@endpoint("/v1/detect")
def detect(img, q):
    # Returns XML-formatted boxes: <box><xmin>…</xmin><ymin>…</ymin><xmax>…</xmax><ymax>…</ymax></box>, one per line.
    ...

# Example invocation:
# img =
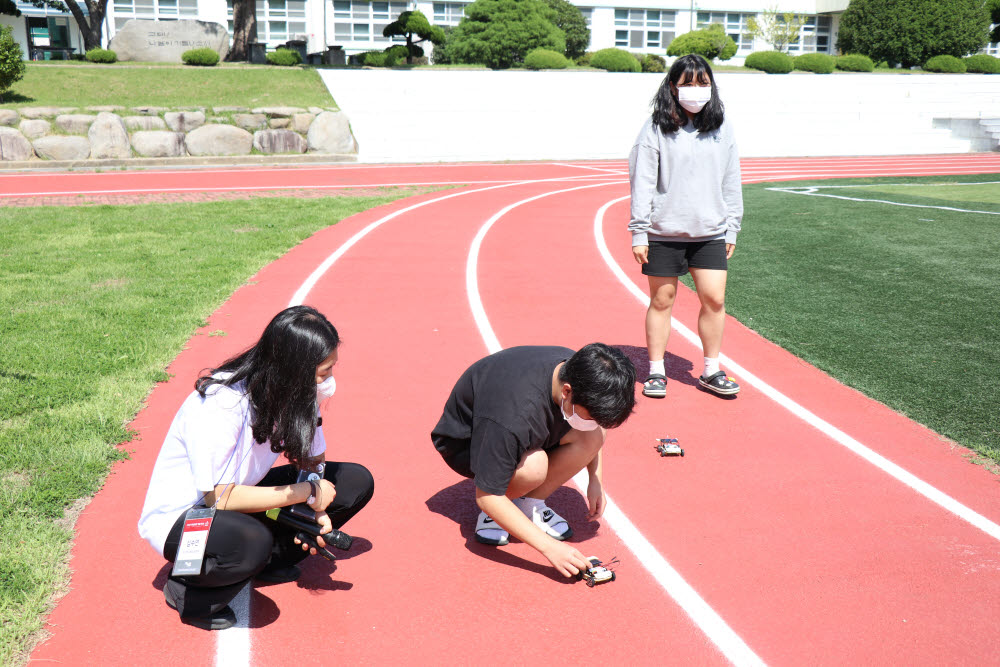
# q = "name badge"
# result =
<box><xmin>172</xmin><ymin>507</ymin><xmax>216</xmax><ymax>577</ymax></box>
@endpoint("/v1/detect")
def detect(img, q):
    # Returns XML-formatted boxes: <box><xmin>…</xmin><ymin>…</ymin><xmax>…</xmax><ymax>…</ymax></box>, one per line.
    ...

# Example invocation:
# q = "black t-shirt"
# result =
<box><xmin>432</xmin><ymin>346</ymin><xmax>573</xmax><ymax>495</ymax></box>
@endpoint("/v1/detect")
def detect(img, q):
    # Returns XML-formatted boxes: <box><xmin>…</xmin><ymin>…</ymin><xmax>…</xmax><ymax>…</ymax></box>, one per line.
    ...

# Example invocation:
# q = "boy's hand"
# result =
<box><xmin>632</xmin><ymin>245</ymin><xmax>649</xmax><ymax>264</ymax></box>
<box><xmin>587</xmin><ymin>478</ymin><xmax>606</xmax><ymax>519</ymax></box>
<box><xmin>543</xmin><ymin>541</ymin><xmax>591</xmax><ymax>578</ymax></box>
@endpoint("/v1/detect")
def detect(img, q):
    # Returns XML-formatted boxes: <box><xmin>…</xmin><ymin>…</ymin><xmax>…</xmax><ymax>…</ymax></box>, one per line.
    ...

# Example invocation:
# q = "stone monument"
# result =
<box><xmin>109</xmin><ymin>19</ymin><xmax>229</xmax><ymax>62</ymax></box>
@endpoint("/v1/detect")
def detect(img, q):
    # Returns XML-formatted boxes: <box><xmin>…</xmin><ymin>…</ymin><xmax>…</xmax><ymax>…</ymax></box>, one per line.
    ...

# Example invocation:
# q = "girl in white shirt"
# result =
<box><xmin>138</xmin><ymin>305</ymin><xmax>373</xmax><ymax>630</ymax></box>
<box><xmin>628</xmin><ymin>54</ymin><xmax>744</xmax><ymax>399</ymax></box>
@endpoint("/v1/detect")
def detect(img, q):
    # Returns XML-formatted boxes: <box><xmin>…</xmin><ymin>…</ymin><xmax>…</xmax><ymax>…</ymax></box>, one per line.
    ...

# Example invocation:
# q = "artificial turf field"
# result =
<box><xmin>2</xmin><ymin>166</ymin><xmax>999</xmax><ymax>665</ymax></box>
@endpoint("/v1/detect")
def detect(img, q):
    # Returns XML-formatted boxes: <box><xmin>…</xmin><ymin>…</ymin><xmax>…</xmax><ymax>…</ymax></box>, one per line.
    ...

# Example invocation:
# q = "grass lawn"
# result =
<box><xmin>1</xmin><ymin>63</ymin><xmax>336</xmax><ymax>109</ymax></box>
<box><xmin>0</xmin><ymin>192</ymin><xmax>424</xmax><ymax>665</ymax></box>
<box><xmin>710</xmin><ymin>174</ymin><xmax>1000</xmax><ymax>466</ymax></box>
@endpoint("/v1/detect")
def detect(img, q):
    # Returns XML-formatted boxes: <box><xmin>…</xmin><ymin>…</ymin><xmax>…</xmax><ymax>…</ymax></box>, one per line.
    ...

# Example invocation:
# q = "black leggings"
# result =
<box><xmin>162</xmin><ymin>461</ymin><xmax>373</xmax><ymax>619</ymax></box>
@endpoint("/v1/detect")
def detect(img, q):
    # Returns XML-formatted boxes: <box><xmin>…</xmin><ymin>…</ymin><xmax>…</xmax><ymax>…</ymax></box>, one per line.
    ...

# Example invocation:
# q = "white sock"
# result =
<box><xmin>513</xmin><ymin>496</ymin><xmax>544</xmax><ymax>513</ymax></box>
<box><xmin>704</xmin><ymin>357</ymin><xmax>720</xmax><ymax>377</ymax></box>
<box><xmin>649</xmin><ymin>359</ymin><xmax>665</xmax><ymax>376</ymax></box>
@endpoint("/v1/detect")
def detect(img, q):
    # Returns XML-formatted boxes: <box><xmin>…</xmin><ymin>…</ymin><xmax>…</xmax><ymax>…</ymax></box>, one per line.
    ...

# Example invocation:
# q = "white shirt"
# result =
<box><xmin>137</xmin><ymin>378</ymin><xmax>326</xmax><ymax>556</ymax></box>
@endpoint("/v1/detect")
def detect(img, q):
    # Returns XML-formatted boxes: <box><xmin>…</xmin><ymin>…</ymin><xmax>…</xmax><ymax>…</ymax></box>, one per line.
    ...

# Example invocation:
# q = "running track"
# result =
<box><xmin>19</xmin><ymin>155</ymin><xmax>1000</xmax><ymax>666</ymax></box>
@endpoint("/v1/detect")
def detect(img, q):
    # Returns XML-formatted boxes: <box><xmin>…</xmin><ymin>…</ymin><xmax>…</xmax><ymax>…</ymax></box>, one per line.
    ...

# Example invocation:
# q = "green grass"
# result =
<box><xmin>1</xmin><ymin>63</ymin><xmax>336</xmax><ymax>108</ymax></box>
<box><xmin>0</xmin><ymin>192</ymin><xmax>423</xmax><ymax>665</ymax></box>
<box><xmin>700</xmin><ymin>174</ymin><xmax>1000</xmax><ymax>464</ymax></box>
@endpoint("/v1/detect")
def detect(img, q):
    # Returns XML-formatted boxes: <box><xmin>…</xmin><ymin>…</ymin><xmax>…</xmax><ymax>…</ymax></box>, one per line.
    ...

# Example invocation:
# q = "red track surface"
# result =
<box><xmin>22</xmin><ymin>155</ymin><xmax>1000</xmax><ymax>666</ymax></box>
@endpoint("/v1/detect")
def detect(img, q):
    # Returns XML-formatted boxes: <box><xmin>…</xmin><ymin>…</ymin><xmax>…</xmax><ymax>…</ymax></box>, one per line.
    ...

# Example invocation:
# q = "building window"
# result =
<box><xmin>614</xmin><ymin>8</ymin><xmax>675</xmax><ymax>50</ymax></box>
<box><xmin>113</xmin><ymin>0</ymin><xmax>196</xmax><ymax>30</ymax></box>
<box><xmin>332</xmin><ymin>0</ymin><xmax>408</xmax><ymax>44</ymax></box>
<box><xmin>225</xmin><ymin>0</ymin><xmax>305</xmax><ymax>45</ymax></box>
<box><xmin>985</xmin><ymin>24</ymin><xmax>999</xmax><ymax>55</ymax></box>
<box><xmin>433</xmin><ymin>2</ymin><xmax>466</xmax><ymax>26</ymax></box>
<box><xmin>697</xmin><ymin>11</ymin><xmax>752</xmax><ymax>53</ymax></box>
<box><xmin>788</xmin><ymin>14</ymin><xmax>832</xmax><ymax>54</ymax></box>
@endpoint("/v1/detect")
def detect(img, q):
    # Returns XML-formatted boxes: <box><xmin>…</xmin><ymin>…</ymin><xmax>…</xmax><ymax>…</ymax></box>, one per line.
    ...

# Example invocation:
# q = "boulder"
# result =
<box><xmin>291</xmin><ymin>113</ymin><xmax>314</xmax><ymax>133</ymax></box>
<box><xmin>0</xmin><ymin>110</ymin><xmax>19</xmax><ymax>127</ymax></box>
<box><xmin>268</xmin><ymin>118</ymin><xmax>290</xmax><ymax>129</ymax></box>
<box><xmin>124</xmin><ymin>115</ymin><xmax>167</xmax><ymax>131</ymax></box>
<box><xmin>20</xmin><ymin>107</ymin><xmax>76</xmax><ymax>119</ymax></box>
<box><xmin>55</xmin><ymin>114</ymin><xmax>97</xmax><ymax>134</ymax></box>
<box><xmin>164</xmin><ymin>110</ymin><xmax>205</xmax><ymax>132</ymax></box>
<box><xmin>233</xmin><ymin>113</ymin><xmax>267</xmax><ymax>130</ymax></box>
<box><xmin>253</xmin><ymin>129</ymin><xmax>307</xmax><ymax>154</ymax></box>
<box><xmin>307</xmin><ymin>111</ymin><xmax>358</xmax><ymax>154</ymax></box>
<box><xmin>132</xmin><ymin>106</ymin><xmax>169</xmax><ymax>116</ymax></box>
<box><xmin>89</xmin><ymin>112</ymin><xmax>131</xmax><ymax>159</ymax></box>
<box><xmin>213</xmin><ymin>106</ymin><xmax>248</xmax><ymax>113</ymax></box>
<box><xmin>131</xmin><ymin>131</ymin><xmax>186</xmax><ymax>157</ymax></box>
<box><xmin>184</xmin><ymin>124</ymin><xmax>253</xmax><ymax>156</ymax></box>
<box><xmin>251</xmin><ymin>106</ymin><xmax>306</xmax><ymax>117</ymax></box>
<box><xmin>109</xmin><ymin>19</ymin><xmax>229</xmax><ymax>62</ymax></box>
<box><xmin>0</xmin><ymin>127</ymin><xmax>33</xmax><ymax>161</ymax></box>
<box><xmin>87</xmin><ymin>105</ymin><xmax>125</xmax><ymax>112</ymax></box>
<box><xmin>19</xmin><ymin>119</ymin><xmax>51</xmax><ymax>140</ymax></box>
<box><xmin>33</xmin><ymin>136</ymin><xmax>91</xmax><ymax>161</ymax></box>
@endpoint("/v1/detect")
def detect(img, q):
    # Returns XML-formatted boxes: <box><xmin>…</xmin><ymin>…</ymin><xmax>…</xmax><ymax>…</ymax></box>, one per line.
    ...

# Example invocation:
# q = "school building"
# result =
<box><xmin>4</xmin><ymin>0</ymin><xmax>1000</xmax><ymax>62</ymax></box>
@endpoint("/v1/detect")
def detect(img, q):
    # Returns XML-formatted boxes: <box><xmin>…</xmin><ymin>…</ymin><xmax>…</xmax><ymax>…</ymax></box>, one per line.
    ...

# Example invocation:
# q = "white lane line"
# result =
<box><xmin>768</xmin><ymin>186</ymin><xmax>1000</xmax><ymax>215</ymax></box>
<box><xmin>465</xmin><ymin>183</ymin><xmax>766</xmax><ymax>667</ymax></box>
<box><xmin>593</xmin><ymin>195</ymin><xmax>1000</xmax><ymax>544</ymax></box>
<box><xmin>550</xmin><ymin>162</ymin><xmax>628</xmax><ymax>173</ymax></box>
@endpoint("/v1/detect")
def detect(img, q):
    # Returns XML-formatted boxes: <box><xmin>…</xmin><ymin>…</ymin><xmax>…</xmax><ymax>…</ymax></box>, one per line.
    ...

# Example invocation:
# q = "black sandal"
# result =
<box><xmin>642</xmin><ymin>374</ymin><xmax>667</xmax><ymax>398</ymax></box>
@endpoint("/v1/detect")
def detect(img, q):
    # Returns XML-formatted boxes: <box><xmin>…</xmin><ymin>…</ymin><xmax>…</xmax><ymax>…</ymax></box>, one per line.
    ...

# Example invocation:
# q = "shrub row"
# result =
<box><xmin>266</xmin><ymin>48</ymin><xmax>301</xmax><ymax>66</ymax></box>
<box><xmin>964</xmin><ymin>54</ymin><xmax>1000</xmax><ymax>73</ymax></box>
<box><xmin>590</xmin><ymin>48</ymin><xmax>640</xmax><ymax>72</ymax></box>
<box><xmin>524</xmin><ymin>48</ymin><xmax>569</xmax><ymax>70</ymax></box>
<box><xmin>182</xmin><ymin>47</ymin><xmax>219</xmax><ymax>67</ymax></box>
<box><xmin>85</xmin><ymin>47</ymin><xmax>117</xmax><ymax>63</ymax></box>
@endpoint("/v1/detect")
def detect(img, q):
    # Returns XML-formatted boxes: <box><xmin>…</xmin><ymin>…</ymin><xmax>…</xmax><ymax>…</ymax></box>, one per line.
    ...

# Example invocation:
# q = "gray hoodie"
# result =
<box><xmin>628</xmin><ymin>117</ymin><xmax>743</xmax><ymax>246</ymax></box>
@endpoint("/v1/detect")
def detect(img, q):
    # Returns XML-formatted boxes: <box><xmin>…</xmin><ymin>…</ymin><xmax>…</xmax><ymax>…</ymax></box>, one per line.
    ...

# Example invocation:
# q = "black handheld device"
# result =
<box><xmin>264</xmin><ymin>506</ymin><xmax>353</xmax><ymax>562</ymax></box>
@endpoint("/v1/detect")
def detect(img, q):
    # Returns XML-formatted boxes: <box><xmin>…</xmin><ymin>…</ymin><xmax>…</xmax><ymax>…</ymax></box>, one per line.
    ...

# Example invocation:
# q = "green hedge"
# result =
<box><xmin>666</xmin><ymin>24</ymin><xmax>737</xmax><ymax>61</ymax></box>
<box><xmin>641</xmin><ymin>53</ymin><xmax>665</xmax><ymax>73</ymax></box>
<box><xmin>794</xmin><ymin>52</ymin><xmax>835</xmax><ymax>74</ymax></box>
<box><xmin>964</xmin><ymin>54</ymin><xmax>1000</xmax><ymax>73</ymax></box>
<box><xmin>524</xmin><ymin>48</ymin><xmax>569</xmax><ymax>69</ymax></box>
<box><xmin>835</xmin><ymin>54</ymin><xmax>875</xmax><ymax>72</ymax></box>
<box><xmin>590</xmin><ymin>48</ymin><xmax>641</xmax><ymax>72</ymax></box>
<box><xmin>745</xmin><ymin>50</ymin><xmax>794</xmax><ymax>74</ymax></box>
<box><xmin>266</xmin><ymin>48</ymin><xmax>301</xmax><ymax>66</ymax></box>
<box><xmin>85</xmin><ymin>48</ymin><xmax>117</xmax><ymax>64</ymax></box>
<box><xmin>181</xmin><ymin>47</ymin><xmax>220</xmax><ymax>66</ymax></box>
<box><xmin>923</xmin><ymin>54</ymin><xmax>966</xmax><ymax>73</ymax></box>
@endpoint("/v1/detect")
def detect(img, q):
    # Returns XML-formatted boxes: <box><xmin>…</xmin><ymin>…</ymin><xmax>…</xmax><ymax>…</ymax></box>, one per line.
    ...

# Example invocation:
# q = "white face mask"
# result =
<box><xmin>561</xmin><ymin>398</ymin><xmax>599</xmax><ymax>432</ymax></box>
<box><xmin>316</xmin><ymin>375</ymin><xmax>337</xmax><ymax>402</ymax></box>
<box><xmin>677</xmin><ymin>86</ymin><xmax>712</xmax><ymax>114</ymax></box>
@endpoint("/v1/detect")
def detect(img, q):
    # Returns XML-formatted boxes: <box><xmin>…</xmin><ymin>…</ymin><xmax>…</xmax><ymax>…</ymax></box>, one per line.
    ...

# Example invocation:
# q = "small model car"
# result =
<box><xmin>654</xmin><ymin>438</ymin><xmax>684</xmax><ymax>457</ymax></box>
<box><xmin>580</xmin><ymin>556</ymin><xmax>616</xmax><ymax>587</ymax></box>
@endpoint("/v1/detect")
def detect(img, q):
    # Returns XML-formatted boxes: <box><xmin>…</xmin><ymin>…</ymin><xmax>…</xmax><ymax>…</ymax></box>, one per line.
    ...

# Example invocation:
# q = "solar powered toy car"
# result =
<box><xmin>579</xmin><ymin>557</ymin><xmax>617</xmax><ymax>587</ymax></box>
<box><xmin>654</xmin><ymin>438</ymin><xmax>684</xmax><ymax>457</ymax></box>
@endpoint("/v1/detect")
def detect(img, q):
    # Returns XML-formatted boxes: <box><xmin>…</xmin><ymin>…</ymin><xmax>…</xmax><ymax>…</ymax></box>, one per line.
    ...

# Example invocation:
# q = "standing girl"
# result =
<box><xmin>138</xmin><ymin>306</ymin><xmax>374</xmax><ymax>630</ymax></box>
<box><xmin>628</xmin><ymin>54</ymin><xmax>744</xmax><ymax>399</ymax></box>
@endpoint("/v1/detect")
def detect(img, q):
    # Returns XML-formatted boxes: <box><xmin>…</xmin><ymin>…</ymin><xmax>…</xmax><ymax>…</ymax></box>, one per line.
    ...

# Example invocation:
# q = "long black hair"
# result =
<box><xmin>651</xmin><ymin>54</ymin><xmax>725</xmax><ymax>135</ymax></box>
<box><xmin>196</xmin><ymin>305</ymin><xmax>340</xmax><ymax>469</ymax></box>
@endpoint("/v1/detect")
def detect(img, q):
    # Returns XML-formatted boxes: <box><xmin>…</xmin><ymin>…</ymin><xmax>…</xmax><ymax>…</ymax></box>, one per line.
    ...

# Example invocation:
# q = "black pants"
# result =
<box><xmin>162</xmin><ymin>461</ymin><xmax>374</xmax><ymax>619</ymax></box>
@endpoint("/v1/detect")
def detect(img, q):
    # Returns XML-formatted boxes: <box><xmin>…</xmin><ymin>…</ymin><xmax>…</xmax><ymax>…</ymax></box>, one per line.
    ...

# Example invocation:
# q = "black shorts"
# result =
<box><xmin>641</xmin><ymin>239</ymin><xmax>727</xmax><ymax>277</ymax></box>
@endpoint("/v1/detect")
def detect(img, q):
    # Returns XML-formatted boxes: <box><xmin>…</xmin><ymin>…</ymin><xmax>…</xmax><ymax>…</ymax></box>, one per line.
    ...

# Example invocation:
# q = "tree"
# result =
<box><xmin>1</xmin><ymin>0</ymin><xmax>64</xmax><ymax>17</ymax></box>
<box><xmin>1</xmin><ymin>0</ymin><xmax>108</xmax><ymax>52</ymax></box>
<box><xmin>988</xmin><ymin>0</ymin><xmax>1000</xmax><ymax>44</ymax></box>
<box><xmin>227</xmin><ymin>0</ymin><xmax>258</xmax><ymax>62</ymax></box>
<box><xmin>0</xmin><ymin>24</ymin><xmax>26</xmax><ymax>101</ymax></box>
<box><xmin>746</xmin><ymin>6</ymin><xmax>806</xmax><ymax>53</ymax></box>
<box><xmin>382</xmin><ymin>10</ymin><xmax>445</xmax><ymax>64</ymax></box>
<box><xmin>837</xmin><ymin>0</ymin><xmax>990</xmax><ymax>68</ymax></box>
<box><xmin>447</xmin><ymin>0</ymin><xmax>565</xmax><ymax>69</ymax></box>
<box><xmin>541</xmin><ymin>0</ymin><xmax>589</xmax><ymax>60</ymax></box>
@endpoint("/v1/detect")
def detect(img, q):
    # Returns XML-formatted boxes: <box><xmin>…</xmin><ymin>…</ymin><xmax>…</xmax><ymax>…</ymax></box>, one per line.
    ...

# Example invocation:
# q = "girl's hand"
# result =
<box><xmin>308</xmin><ymin>479</ymin><xmax>337</xmax><ymax>511</ymax></box>
<box><xmin>726</xmin><ymin>243</ymin><xmax>735</xmax><ymax>259</ymax></box>
<box><xmin>294</xmin><ymin>511</ymin><xmax>332</xmax><ymax>553</ymax></box>
<box><xmin>632</xmin><ymin>245</ymin><xmax>649</xmax><ymax>264</ymax></box>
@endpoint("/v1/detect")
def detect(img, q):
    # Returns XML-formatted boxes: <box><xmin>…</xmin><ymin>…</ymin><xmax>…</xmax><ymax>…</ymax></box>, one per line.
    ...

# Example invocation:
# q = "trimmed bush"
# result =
<box><xmin>182</xmin><ymin>47</ymin><xmax>220</xmax><ymax>66</ymax></box>
<box><xmin>266</xmin><ymin>48</ymin><xmax>302</xmax><ymax>66</ymax></box>
<box><xmin>85</xmin><ymin>48</ymin><xmax>117</xmax><ymax>64</ymax></box>
<box><xmin>590</xmin><ymin>48</ymin><xmax>641</xmax><ymax>72</ymax></box>
<box><xmin>744</xmin><ymin>50</ymin><xmax>794</xmax><ymax>73</ymax></box>
<box><xmin>524</xmin><ymin>48</ymin><xmax>569</xmax><ymax>69</ymax></box>
<box><xmin>666</xmin><ymin>24</ymin><xmax>737</xmax><ymax>61</ymax></box>
<box><xmin>964</xmin><ymin>54</ymin><xmax>1000</xmax><ymax>73</ymax></box>
<box><xmin>835</xmin><ymin>54</ymin><xmax>875</xmax><ymax>72</ymax></box>
<box><xmin>794</xmin><ymin>52</ymin><xmax>835</xmax><ymax>74</ymax></box>
<box><xmin>576</xmin><ymin>51</ymin><xmax>593</xmax><ymax>66</ymax></box>
<box><xmin>923</xmin><ymin>54</ymin><xmax>966</xmax><ymax>73</ymax></box>
<box><xmin>641</xmin><ymin>53</ymin><xmax>665</xmax><ymax>73</ymax></box>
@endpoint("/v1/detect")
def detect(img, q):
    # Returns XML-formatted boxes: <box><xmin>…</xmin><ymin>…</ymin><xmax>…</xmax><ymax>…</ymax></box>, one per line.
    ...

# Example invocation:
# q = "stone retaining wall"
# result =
<box><xmin>0</xmin><ymin>105</ymin><xmax>358</xmax><ymax>162</ymax></box>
